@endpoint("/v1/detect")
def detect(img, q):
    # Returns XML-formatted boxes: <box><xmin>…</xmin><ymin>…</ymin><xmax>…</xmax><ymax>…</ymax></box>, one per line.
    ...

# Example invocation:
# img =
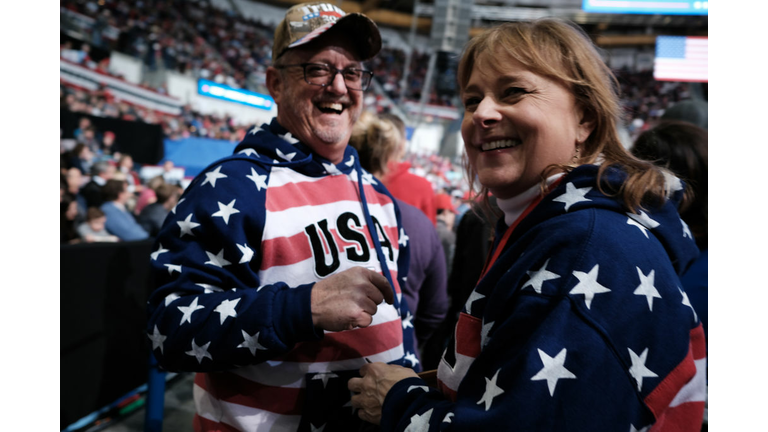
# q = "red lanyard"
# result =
<box><xmin>478</xmin><ymin>179</ymin><xmax>563</xmax><ymax>282</ymax></box>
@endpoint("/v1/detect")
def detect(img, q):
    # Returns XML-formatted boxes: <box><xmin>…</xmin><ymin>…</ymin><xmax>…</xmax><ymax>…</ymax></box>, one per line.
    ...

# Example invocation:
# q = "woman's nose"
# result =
<box><xmin>473</xmin><ymin>98</ymin><xmax>501</xmax><ymax>127</ymax></box>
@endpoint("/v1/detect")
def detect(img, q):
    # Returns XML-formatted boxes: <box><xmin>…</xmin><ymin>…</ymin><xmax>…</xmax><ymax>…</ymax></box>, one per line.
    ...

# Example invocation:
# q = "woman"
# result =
<box><xmin>348</xmin><ymin>19</ymin><xmax>705</xmax><ymax>431</ymax></box>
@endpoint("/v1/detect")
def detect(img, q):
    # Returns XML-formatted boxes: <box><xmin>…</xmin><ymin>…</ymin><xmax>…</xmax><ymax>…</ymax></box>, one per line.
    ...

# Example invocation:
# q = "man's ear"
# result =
<box><xmin>266</xmin><ymin>67</ymin><xmax>283</xmax><ymax>104</ymax></box>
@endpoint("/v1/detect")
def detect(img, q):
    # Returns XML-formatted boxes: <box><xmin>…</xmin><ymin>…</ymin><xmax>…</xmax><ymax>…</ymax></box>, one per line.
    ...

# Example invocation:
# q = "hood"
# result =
<box><xmin>232</xmin><ymin>119</ymin><xmax>359</xmax><ymax>177</ymax></box>
<box><xmin>517</xmin><ymin>164</ymin><xmax>699</xmax><ymax>276</ymax></box>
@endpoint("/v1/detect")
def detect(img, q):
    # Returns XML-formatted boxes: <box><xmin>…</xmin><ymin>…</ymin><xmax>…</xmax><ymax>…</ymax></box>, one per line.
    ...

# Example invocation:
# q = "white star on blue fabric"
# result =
<box><xmin>626</xmin><ymin>217</ymin><xmax>650</xmax><ymax>238</ymax></box>
<box><xmin>522</xmin><ymin>258</ymin><xmax>560</xmax><ymax>294</ymax></box>
<box><xmin>570</xmin><ymin>264</ymin><xmax>611</xmax><ymax>309</ymax></box>
<box><xmin>205</xmin><ymin>249</ymin><xmax>231</xmax><ymax>267</ymax></box>
<box><xmin>177</xmin><ymin>214</ymin><xmax>200</xmax><ymax>237</ymax></box>
<box><xmin>477</xmin><ymin>369</ymin><xmax>505</xmax><ymax>411</ymax></box>
<box><xmin>201</xmin><ymin>166</ymin><xmax>227</xmax><ymax>188</ymax></box>
<box><xmin>408</xmin><ymin>385</ymin><xmax>430</xmax><ymax>393</ymax></box>
<box><xmin>213</xmin><ymin>298</ymin><xmax>240</xmax><ymax>324</ymax></box>
<box><xmin>238</xmin><ymin>148</ymin><xmax>258</xmax><ymax>157</ymax></box>
<box><xmin>481</xmin><ymin>320</ymin><xmax>494</xmax><ymax>348</ymax></box>
<box><xmin>310</xmin><ymin>423</ymin><xmax>326</xmax><ymax>432</ymax></box>
<box><xmin>465</xmin><ymin>290</ymin><xmax>486</xmax><ymax>315</ymax></box>
<box><xmin>185</xmin><ymin>339</ymin><xmax>212</xmax><ymax>363</ymax></box>
<box><xmin>279</xmin><ymin>132</ymin><xmax>299</xmax><ymax>144</ymax></box>
<box><xmin>552</xmin><ymin>182</ymin><xmax>592</xmax><ymax>211</ymax></box>
<box><xmin>399</xmin><ymin>228</ymin><xmax>409</xmax><ymax>247</ymax></box>
<box><xmin>212</xmin><ymin>199</ymin><xmax>240</xmax><ymax>224</ymax></box>
<box><xmin>311</xmin><ymin>372</ymin><xmax>339</xmax><ymax>388</ymax></box>
<box><xmin>362</xmin><ymin>171</ymin><xmax>378</xmax><ymax>185</ymax></box>
<box><xmin>680</xmin><ymin>287</ymin><xmax>698</xmax><ymax>321</ymax></box>
<box><xmin>402</xmin><ymin>311</ymin><xmax>414</xmax><ymax>329</ymax></box>
<box><xmin>443</xmin><ymin>412</ymin><xmax>454</xmax><ymax>423</ymax></box>
<box><xmin>238</xmin><ymin>330</ymin><xmax>268</xmax><ymax>355</ymax></box>
<box><xmin>164</xmin><ymin>264</ymin><xmax>182</xmax><ymax>275</ymax></box>
<box><xmin>237</xmin><ymin>243</ymin><xmax>254</xmax><ymax>263</ymax></box>
<box><xmin>171</xmin><ymin>198</ymin><xmax>185</xmax><ymax>214</ymax></box>
<box><xmin>404</xmin><ymin>408</ymin><xmax>433</xmax><ymax>432</ymax></box>
<box><xmin>634</xmin><ymin>267</ymin><xmax>661</xmax><ymax>311</ymax></box>
<box><xmin>531</xmin><ymin>348</ymin><xmax>577</xmax><ymax>396</ymax></box>
<box><xmin>630</xmin><ymin>424</ymin><xmax>650</xmax><ymax>432</ymax></box>
<box><xmin>276</xmin><ymin>148</ymin><xmax>296</xmax><ymax>161</ymax></box>
<box><xmin>628</xmin><ymin>210</ymin><xmax>660</xmax><ymax>231</ymax></box>
<box><xmin>323</xmin><ymin>162</ymin><xmax>342</xmax><ymax>175</ymax></box>
<box><xmin>148</xmin><ymin>325</ymin><xmax>167</xmax><ymax>353</ymax></box>
<box><xmin>195</xmin><ymin>283</ymin><xmax>223</xmax><ymax>293</ymax></box>
<box><xmin>151</xmin><ymin>243</ymin><xmax>169</xmax><ymax>261</ymax></box>
<box><xmin>246</xmin><ymin>167</ymin><xmax>267</xmax><ymax>191</ymax></box>
<box><xmin>177</xmin><ymin>297</ymin><xmax>204</xmax><ymax>325</ymax></box>
<box><xmin>404</xmin><ymin>352</ymin><xmax>419</xmax><ymax>367</ymax></box>
<box><xmin>345</xmin><ymin>155</ymin><xmax>355</xmax><ymax>167</ymax></box>
<box><xmin>248</xmin><ymin>126</ymin><xmax>260</xmax><ymax>135</ymax></box>
<box><xmin>164</xmin><ymin>292</ymin><xmax>181</xmax><ymax>306</ymax></box>
<box><xmin>628</xmin><ymin>347</ymin><xmax>658</xmax><ymax>391</ymax></box>
<box><xmin>681</xmin><ymin>218</ymin><xmax>693</xmax><ymax>240</ymax></box>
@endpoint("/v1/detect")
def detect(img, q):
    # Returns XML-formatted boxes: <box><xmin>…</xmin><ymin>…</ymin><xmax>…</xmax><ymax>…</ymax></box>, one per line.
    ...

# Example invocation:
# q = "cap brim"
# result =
<box><xmin>289</xmin><ymin>13</ymin><xmax>381</xmax><ymax>61</ymax></box>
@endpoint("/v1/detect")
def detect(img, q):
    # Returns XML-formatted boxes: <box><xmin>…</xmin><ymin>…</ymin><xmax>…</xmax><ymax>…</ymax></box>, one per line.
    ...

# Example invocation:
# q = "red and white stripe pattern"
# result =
<box><xmin>193</xmin><ymin>167</ymin><xmax>404</xmax><ymax>431</ymax></box>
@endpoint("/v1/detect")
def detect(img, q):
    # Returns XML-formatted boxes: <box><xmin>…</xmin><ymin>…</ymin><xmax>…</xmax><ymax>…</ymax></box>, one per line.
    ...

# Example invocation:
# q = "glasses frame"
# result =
<box><xmin>275</xmin><ymin>62</ymin><xmax>374</xmax><ymax>91</ymax></box>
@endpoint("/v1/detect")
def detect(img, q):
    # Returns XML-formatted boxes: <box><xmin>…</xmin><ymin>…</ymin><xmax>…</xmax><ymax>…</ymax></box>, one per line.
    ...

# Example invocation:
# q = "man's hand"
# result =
<box><xmin>310</xmin><ymin>267</ymin><xmax>394</xmax><ymax>332</ymax></box>
<box><xmin>348</xmin><ymin>362</ymin><xmax>419</xmax><ymax>425</ymax></box>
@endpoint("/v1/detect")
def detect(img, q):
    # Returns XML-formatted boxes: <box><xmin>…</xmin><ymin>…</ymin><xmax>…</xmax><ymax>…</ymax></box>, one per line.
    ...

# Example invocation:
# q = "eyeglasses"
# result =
<box><xmin>275</xmin><ymin>63</ymin><xmax>374</xmax><ymax>91</ymax></box>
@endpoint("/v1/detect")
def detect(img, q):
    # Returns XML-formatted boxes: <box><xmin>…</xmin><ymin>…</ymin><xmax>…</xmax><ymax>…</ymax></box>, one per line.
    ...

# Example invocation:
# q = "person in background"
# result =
<box><xmin>138</xmin><ymin>183</ymin><xmax>180</xmax><ymax>237</ymax></box>
<box><xmin>67</xmin><ymin>143</ymin><xmax>94</xmax><ymax>176</ymax></box>
<box><xmin>146</xmin><ymin>4</ymin><xmax>416</xmax><ymax>430</ymax></box>
<box><xmin>350</xmin><ymin>110</ymin><xmax>449</xmax><ymax>364</ymax></box>
<box><xmin>632</xmin><ymin>120</ymin><xmax>708</xmax><ymax>344</ymax></box>
<box><xmin>80</xmin><ymin>160</ymin><xmax>115</xmax><ymax>209</ymax></box>
<box><xmin>100</xmin><ymin>130</ymin><xmax>118</xmax><ymax>159</ymax></box>
<box><xmin>661</xmin><ymin>100</ymin><xmax>708</xmax><ymax>130</ymax></box>
<box><xmin>379</xmin><ymin>113</ymin><xmax>438</xmax><ymax>225</ymax></box>
<box><xmin>77</xmin><ymin>207</ymin><xmax>120</xmax><ymax>243</ymax></box>
<box><xmin>100</xmin><ymin>179</ymin><xmax>149</xmax><ymax>241</ymax></box>
<box><xmin>118</xmin><ymin>154</ymin><xmax>144</xmax><ymax>193</ymax></box>
<box><xmin>349</xmin><ymin>19</ymin><xmax>705</xmax><ymax>431</ymax></box>
<box><xmin>134</xmin><ymin>175</ymin><xmax>165</xmax><ymax>215</ymax></box>
<box><xmin>434</xmin><ymin>192</ymin><xmax>457</xmax><ymax>277</ymax></box>
<box><xmin>61</xmin><ymin>194</ymin><xmax>81</xmax><ymax>244</ymax></box>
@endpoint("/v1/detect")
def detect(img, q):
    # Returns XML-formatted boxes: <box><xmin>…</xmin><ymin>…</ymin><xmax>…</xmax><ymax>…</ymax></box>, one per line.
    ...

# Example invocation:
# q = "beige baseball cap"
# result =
<box><xmin>272</xmin><ymin>2</ymin><xmax>382</xmax><ymax>63</ymax></box>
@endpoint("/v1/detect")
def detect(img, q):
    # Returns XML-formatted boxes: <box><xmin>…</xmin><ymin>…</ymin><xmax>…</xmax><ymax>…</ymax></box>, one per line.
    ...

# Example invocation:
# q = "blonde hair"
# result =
<box><xmin>458</xmin><ymin>19</ymin><xmax>673</xmax><ymax>214</ymax></box>
<box><xmin>349</xmin><ymin>111</ymin><xmax>403</xmax><ymax>176</ymax></box>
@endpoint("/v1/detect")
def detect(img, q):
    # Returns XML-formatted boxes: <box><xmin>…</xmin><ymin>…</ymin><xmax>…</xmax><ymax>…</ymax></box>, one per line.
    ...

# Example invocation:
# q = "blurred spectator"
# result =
<box><xmin>118</xmin><ymin>154</ymin><xmax>143</xmax><ymax>193</ymax></box>
<box><xmin>100</xmin><ymin>131</ymin><xmax>118</xmax><ymax>159</ymax></box>
<box><xmin>81</xmin><ymin>160</ymin><xmax>116</xmax><ymax>209</ymax></box>
<box><xmin>135</xmin><ymin>175</ymin><xmax>165</xmax><ymax>214</ymax></box>
<box><xmin>77</xmin><ymin>207</ymin><xmax>120</xmax><ymax>243</ymax></box>
<box><xmin>100</xmin><ymin>179</ymin><xmax>150</xmax><ymax>241</ymax></box>
<box><xmin>661</xmin><ymin>99</ymin><xmax>708</xmax><ymax>130</ymax></box>
<box><xmin>67</xmin><ymin>143</ymin><xmax>95</xmax><ymax>176</ymax></box>
<box><xmin>73</xmin><ymin>117</ymin><xmax>92</xmax><ymax>140</ymax></box>
<box><xmin>65</xmin><ymin>167</ymin><xmax>88</xmax><ymax>217</ymax></box>
<box><xmin>137</xmin><ymin>183</ymin><xmax>180</xmax><ymax>236</ymax></box>
<box><xmin>61</xmin><ymin>194</ymin><xmax>81</xmax><ymax>244</ymax></box>
<box><xmin>434</xmin><ymin>192</ymin><xmax>457</xmax><ymax>277</ymax></box>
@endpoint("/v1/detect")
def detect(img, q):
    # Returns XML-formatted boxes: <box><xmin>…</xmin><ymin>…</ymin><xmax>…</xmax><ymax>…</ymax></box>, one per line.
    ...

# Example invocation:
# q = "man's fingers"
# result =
<box><xmin>348</xmin><ymin>377</ymin><xmax>362</xmax><ymax>393</ymax></box>
<box><xmin>367</xmin><ymin>270</ymin><xmax>394</xmax><ymax>304</ymax></box>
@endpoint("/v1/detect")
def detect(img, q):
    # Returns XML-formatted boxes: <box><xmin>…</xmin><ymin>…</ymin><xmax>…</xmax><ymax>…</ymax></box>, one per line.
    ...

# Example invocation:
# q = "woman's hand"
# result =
<box><xmin>348</xmin><ymin>362</ymin><xmax>419</xmax><ymax>425</ymax></box>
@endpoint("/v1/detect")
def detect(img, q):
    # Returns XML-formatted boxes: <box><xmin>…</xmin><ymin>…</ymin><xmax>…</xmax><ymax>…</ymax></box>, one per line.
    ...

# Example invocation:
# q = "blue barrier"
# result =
<box><xmin>163</xmin><ymin>137</ymin><xmax>239</xmax><ymax>178</ymax></box>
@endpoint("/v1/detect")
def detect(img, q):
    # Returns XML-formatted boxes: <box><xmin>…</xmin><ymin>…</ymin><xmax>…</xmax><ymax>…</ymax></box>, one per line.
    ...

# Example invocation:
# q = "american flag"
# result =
<box><xmin>654</xmin><ymin>36</ymin><xmax>708</xmax><ymax>82</ymax></box>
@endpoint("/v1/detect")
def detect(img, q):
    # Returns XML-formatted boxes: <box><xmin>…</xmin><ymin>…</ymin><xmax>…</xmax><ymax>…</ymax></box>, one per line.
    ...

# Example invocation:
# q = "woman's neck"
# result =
<box><xmin>495</xmin><ymin>174</ymin><xmax>564</xmax><ymax>226</ymax></box>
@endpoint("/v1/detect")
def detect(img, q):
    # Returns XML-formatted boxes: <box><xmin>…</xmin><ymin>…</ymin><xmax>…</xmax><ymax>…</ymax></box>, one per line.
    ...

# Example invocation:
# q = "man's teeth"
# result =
<box><xmin>318</xmin><ymin>102</ymin><xmax>343</xmax><ymax>112</ymax></box>
<box><xmin>481</xmin><ymin>139</ymin><xmax>521</xmax><ymax>151</ymax></box>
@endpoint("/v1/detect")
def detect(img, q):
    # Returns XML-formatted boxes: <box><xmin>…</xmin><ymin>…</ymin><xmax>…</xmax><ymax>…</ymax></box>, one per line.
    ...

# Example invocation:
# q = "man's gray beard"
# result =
<box><xmin>312</xmin><ymin>127</ymin><xmax>345</xmax><ymax>144</ymax></box>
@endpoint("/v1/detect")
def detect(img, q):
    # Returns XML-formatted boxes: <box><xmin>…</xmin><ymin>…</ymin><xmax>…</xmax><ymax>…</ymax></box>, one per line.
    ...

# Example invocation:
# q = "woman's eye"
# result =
<box><xmin>503</xmin><ymin>87</ymin><xmax>526</xmax><ymax>97</ymax></box>
<box><xmin>463</xmin><ymin>97</ymin><xmax>481</xmax><ymax>109</ymax></box>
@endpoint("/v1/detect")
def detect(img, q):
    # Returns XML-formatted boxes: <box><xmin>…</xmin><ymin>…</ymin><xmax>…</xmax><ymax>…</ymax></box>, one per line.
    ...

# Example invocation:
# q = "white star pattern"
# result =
<box><xmin>681</xmin><ymin>219</ymin><xmax>693</xmax><ymax>240</ymax></box>
<box><xmin>213</xmin><ymin>298</ymin><xmax>240</xmax><ymax>324</ymax></box>
<box><xmin>662</xmin><ymin>170</ymin><xmax>683</xmax><ymax>195</ymax></box>
<box><xmin>399</xmin><ymin>228</ymin><xmax>409</xmax><ymax>247</ymax></box>
<box><xmin>212</xmin><ymin>199</ymin><xmax>240</xmax><ymax>224</ymax></box>
<box><xmin>404</xmin><ymin>352</ymin><xmax>420</xmax><ymax>367</ymax></box>
<box><xmin>164</xmin><ymin>264</ymin><xmax>182</xmax><ymax>275</ymax></box>
<box><xmin>345</xmin><ymin>155</ymin><xmax>355</xmax><ymax>166</ymax></box>
<box><xmin>205</xmin><ymin>249</ymin><xmax>232</xmax><ymax>267</ymax></box>
<box><xmin>151</xmin><ymin>243</ymin><xmax>169</xmax><ymax>261</ymax></box>
<box><xmin>626</xmin><ymin>217</ymin><xmax>650</xmax><ymax>238</ymax></box>
<box><xmin>238</xmin><ymin>330</ymin><xmax>268</xmax><ymax>355</ymax></box>
<box><xmin>481</xmin><ymin>320</ymin><xmax>494</xmax><ymax>348</ymax></box>
<box><xmin>630</xmin><ymin>424</ymin><xmax>650</xmax><ymax>432</ymax></box>
<box><xmin>443</xmin><ymin>412</ymin><xmax>454</xmax><ymax>423</ymax></box>
<box><xmin>201</xmin><ymin>166</ymin><xmax>227</xmax><ymax>188</ymax></box>
<box><xmin>477</xmin><ymin>369</ymin><xmax>505</xmax><ymax>411</ymax></box>
<box><xmin>323</xmin><ymin>162</ymin><xmax>342</xmax><ymax>175</ymax></box>
<box><xmin>310</xmin><ymin>423</ymin><xmax>326</xmax><ymax>432</ymax></box>
<box><xmin>627</xmin><ymin>347</ymin><xmax>658</xmax><ymax>391</ymax></box>
<box><xmin>177</xmin><ymin>214</ymin><xmax>200</xmax><ymax>237</ymax></box>
<box><xmin>408</xmin><ymin>385</ymin><xmax>430</xmax><ymax>393</ymax></box>
<box><xmin>311</xmin><ymin>372</ymin><xmax>339</xmax><ymax>388</ymax></box>
<box><xmin>237</xmin><ymin>243</ymin><xmax>254</xmax><ymax>264</ymax></box>
<box><xmin>246</xmin><ymin>168</ymin><xmax>267</xmax><ymax>191</ymax></box>
<box><xmin>552</xmin><ymin>182</ymin><xmax>592</xmax><ymax>211</ymax></box>
<box><xmin>279</xmin><ymin>132</ymin><xmax>299</xmax><ymax>144</ymax></box>
<box><xmin>679</xmin><ymin>287</ymin><xmax>698</xmax><ymax>321</ymax></box>
<box><xmin>171</xmin><ymin>198</ymin><xmax>185</xmax><ymax>214</ymax></box>
<box><xmin>185</xmin><ymin>339</ymin><xmax>213</xmax><ymax>363</ymax></box>
<box><xmin>147</xmin><ymin>325</ymin><xmax>166</xmax><ymax>353</ymax></box>
<box><xmin>238</xmin><ymin>148</ymin><xmax>258</xmax><ymax>157</ymax></box>
<box><xmin>195</xmin><ymin>283</ymin><xmax>223</xmax><ymax>293</ymax></box>
<box><xmin>404</xmin><ymin>408</ymin><xmax>433</xmax><ymax>432</ymax></box>
<box><xmin>276</xmin><ymin>148</ymin><xmax>296</xmax><ymax>161</ymax></box>
<box><xmin>633</xmin><ymin>267</ymin><xmax>661</xmax><ymax>312</ymax></box>
<box><xmin>177</xmin><ymin>297</ymin><xmax>204</xmax><ymax>325</ymax></box>
<box><xmin>402</xmin><ymin>311</ymin><xmax>414</xmax><ymax>329</ymax></box>
<box><xmin>164</xmin><ymin>292</ymin><xmax>181</xmax><ymax>306</ymax></box>
<box><xmin>362</xmin><ymin>171</ymin><xmax>378</xmax><ymax>184</ymax></box>
<box><xmin>570</xmin><ymin>264</ymin><xmax>611</xmax><ymax>309</ymax></box>
<box><xmin>522</xmin><ymin>259</ymin><xmax>560</xmax><ymax>294</ymax></box>
<box><xmin>628</xmin><ymin>210</ymin><xmax>660</xmax><ymax>231</ymax></box>
<box><xmin>248</xmin><ymin>126</ymin><xmax>260</xmax><ymax>135</ymax></box>
<box><xmin>530</xmin><ymin>348</ymin><xmax>577</xmax><ymax>396</ymax></box>
<box><xmin>465</xmin><ymin>290</ymin><xmax>486</xmax><ymax>315</ymax></box>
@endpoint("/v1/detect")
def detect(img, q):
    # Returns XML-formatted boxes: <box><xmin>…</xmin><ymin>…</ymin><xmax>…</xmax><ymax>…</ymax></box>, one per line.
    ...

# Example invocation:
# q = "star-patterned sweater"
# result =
<box><xmin>381</xmin><ymin>164</ymin><xmax>705</xmax><ymax>431</ymax></box>
<box><xmin>147</xmin><ymin>119</ymin><xmax>417</xmax><ymax>432</ymax></box>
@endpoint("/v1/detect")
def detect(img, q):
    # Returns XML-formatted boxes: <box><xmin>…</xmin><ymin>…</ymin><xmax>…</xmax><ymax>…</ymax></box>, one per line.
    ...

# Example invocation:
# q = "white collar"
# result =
<box><xmin>496</xmin><ymin>173</ymin><xmax>564</xmax><ymax>226</ymax></box>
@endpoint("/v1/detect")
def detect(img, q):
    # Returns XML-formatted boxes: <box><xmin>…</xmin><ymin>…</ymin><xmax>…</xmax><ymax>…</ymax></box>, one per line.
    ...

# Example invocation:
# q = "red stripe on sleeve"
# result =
<box><xmin>455</xmin><ymin>313</ymin><xmax>482</xmax><ymax>358</ymax></box>
<box><xmin>278</xmin><ymin>319</ymin><xmax>404</xmax><ymax>362</ymax></box>
<box><xmin>196</xmin><ymin>371</ymin><xmax>304</xmax><ymax>415</ymax></box>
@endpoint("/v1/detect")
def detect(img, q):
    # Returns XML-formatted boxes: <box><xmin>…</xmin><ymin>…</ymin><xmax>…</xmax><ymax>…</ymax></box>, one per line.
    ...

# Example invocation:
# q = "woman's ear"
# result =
<box><xmin>576</xmin><ymin>107</ymin><xmax>597</xmax><ymax>143</ymax></box>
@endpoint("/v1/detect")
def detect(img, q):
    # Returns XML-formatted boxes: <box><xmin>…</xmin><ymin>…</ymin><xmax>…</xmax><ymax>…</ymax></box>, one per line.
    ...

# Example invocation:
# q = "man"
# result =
<box><xmin>137</xmin><ymin>183</ymin><xmax>180</xmax><ymax>237</ymax></box>
<box><xmin>100</xmin><ymin>179</ymin><xmax>150</xmax><ymax>241</ymax></box>
<box><xmin>147</xmin><ymin>3</ymin><xmax>416</xmax><ymax>431</ymax></box>
<box><xmin>80</xmin><ymin>160</ymin><xmax>115</xmax><ymax>208</ymax></box>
